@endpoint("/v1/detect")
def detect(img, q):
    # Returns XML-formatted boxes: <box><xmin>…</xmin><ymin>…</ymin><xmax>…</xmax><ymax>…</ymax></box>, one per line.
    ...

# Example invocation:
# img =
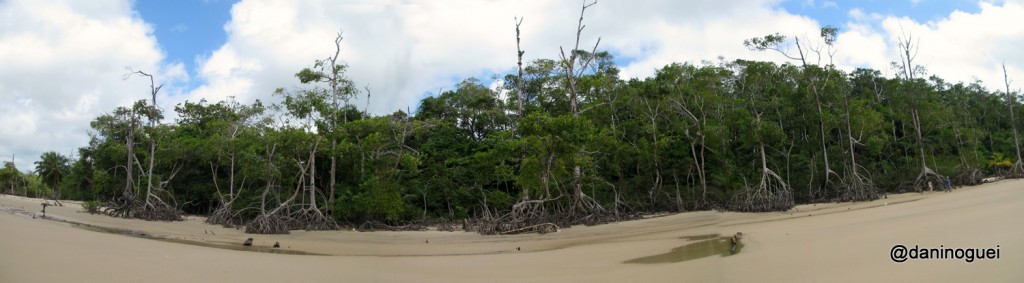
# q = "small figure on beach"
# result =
<box><xmin>730</xmin><ymin>232</ymin><xmax>743</xmax><ymax>254</ymax></box>
<box><xmin>40</xmin><ymin>202</ymin><xmax>50</xmax><ymax>217</ymax></box>
<box><xmin>243</xmin><ymin>238</ymin><xmax>253</xmax><ymax>246</ymax></box>
<box><xmin>273</xmin><ymin>241</ymin><xmax>280</xmax><ymax>248</ymax></box>
<box><xmin>944</xmin><ymin>177</ymin><xmax>952</xmax><ymax>192</ymax></box>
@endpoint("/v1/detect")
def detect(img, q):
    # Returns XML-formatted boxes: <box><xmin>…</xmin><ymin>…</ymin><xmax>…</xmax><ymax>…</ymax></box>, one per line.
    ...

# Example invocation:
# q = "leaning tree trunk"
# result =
<box><xmin>910</xmin><ymin>107</ymin><xmax>942</xmax><ymax>190</ymax></box>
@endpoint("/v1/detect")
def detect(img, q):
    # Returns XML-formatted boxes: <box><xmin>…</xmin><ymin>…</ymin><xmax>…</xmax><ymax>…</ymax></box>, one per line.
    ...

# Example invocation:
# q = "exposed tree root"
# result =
<box><xmin>953</xmin><ymin>166</ymin><xmax>984</xmax><ymax>186</ymax></box>
<box><xmin>463</xmin><ymin>194</ymin><xmax>627</xmax><ymax>235</ymax></box>
<box><xmin>287</xmin><ymin>208</ymin><xmax>339</xmax><ymax>231</ymax></box>
<box><xmin>436</xmin><ymin>220</ymin><xmax>459</xmax><ymax>232</ymax></box>
<box><xmin>358</xmin><ymin>220</ymin><xmax>428</xmax><ymax>232</ymax></box>
<box><xmin>913</xmin><ymin>166</ymin><xmax>944</xmax><ymax>192</ymax></box>
<box><xmin>835</xmin><ymin>166</ymin><xmax>878</xmax><ymax>202</ymax></box>
<box><xmin>1008</xmin><ymin>160</ymin><xmax>1024</xmax><ymax>179</ymax></box>
<box><xmin>730</xmin><ymin>168</ymin><xmax>793</xmax><ymax>212</ymax></box>
<box><xmin>245</xmin><ymin>213</ymin><xmax>289</xmax><ymax>234</ymax></box>
<box><xmin>105</xmin><ymin>192</ymin><xmax>183</xmax><ymax>221</ymax></box>
<box><xmin>205</xmin><ymin>201</ymin><xmax>246</xmax><ymax>228</ymax></box>
<box><xmin>570</xmin><ymin>192</ymin><xmax>607</xmax><ymax>218</ymax></box>
<box><xmin>105</xmin><ymin>200</ymin><xmax>183</xmax><ymax>221</ymax></box>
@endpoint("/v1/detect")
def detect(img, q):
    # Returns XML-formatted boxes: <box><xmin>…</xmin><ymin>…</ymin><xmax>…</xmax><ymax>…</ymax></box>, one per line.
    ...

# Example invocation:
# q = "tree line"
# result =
<box><xmin>4</xmin><ymin>8</ymin><xmax>1022</xmax><ymax>234</ymax></box>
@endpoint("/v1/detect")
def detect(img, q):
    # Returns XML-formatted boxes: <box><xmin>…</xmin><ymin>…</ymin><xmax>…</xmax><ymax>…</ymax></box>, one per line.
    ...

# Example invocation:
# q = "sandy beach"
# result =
<box><xmin>2</xmin><ymin>180</ymin><xmax>1022</xmax><ymax>282</ymax></box>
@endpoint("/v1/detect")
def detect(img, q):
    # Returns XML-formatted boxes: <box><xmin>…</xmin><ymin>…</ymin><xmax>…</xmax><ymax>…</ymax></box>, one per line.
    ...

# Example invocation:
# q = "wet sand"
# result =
<box><xmin>1</xmin><ymin>179</ymin><xmax>1022</xmax><ymax>282</ymax></box>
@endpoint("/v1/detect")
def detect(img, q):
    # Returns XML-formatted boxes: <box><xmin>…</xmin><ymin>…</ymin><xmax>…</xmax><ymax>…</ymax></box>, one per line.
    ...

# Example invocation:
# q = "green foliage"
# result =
<box><xmin>820</xmin><ymin>25</ymin><xmax>839</xmax><ymax>46</ymax></box>
<box><xmin>26</xmin><ymin>32</ymin><xmax>1024</xmax><ymax>224</ymax></box>
<box><xmin>354</xmin><ymin>177</ymin><xmax>405</xmax><ymax>221</ymax></box>
<box><xmin>82</xmin><ymin>200</ymin><xmax>103</xmax><ymax>214</ymax></box>
<box><xmin>987</xmin><ymin>152</ymin><xmax>1013</xmax><ymax>170</ymax></box>
<box><xmin>743</xmin><ymin>33</ymin><xmax>787</xmax><ymax>52</ymax></box>
<box><xmin>34</xmin><ymin>151</ymin><xmax>69</xmax><ymax>199</ymax></box>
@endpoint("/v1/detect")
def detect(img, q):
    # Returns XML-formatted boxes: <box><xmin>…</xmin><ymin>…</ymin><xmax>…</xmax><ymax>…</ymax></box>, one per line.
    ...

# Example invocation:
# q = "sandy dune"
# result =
<box><xmin>1</xmin><ymin>180</ymin><xmax>1022</xmax><ymax>282</ymax></box>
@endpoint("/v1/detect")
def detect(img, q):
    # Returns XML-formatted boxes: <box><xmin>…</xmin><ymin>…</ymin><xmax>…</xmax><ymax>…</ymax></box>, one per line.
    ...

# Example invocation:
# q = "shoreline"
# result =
<box><xmin>2</xmin><ymin>179</ymin><xmax>1022</xmax><ymax>282</ymax></box>
<box><xmin>0</xmin><ymin>182</ymin><xmax>989</xmax><ymax>256</ymax></box>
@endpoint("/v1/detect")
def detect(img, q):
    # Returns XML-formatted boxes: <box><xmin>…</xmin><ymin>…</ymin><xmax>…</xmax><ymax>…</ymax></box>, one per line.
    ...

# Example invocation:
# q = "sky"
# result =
<box><xmin>1</xmin><ymin>0</ymin><xmax>1023</xmax><ymax>171</ymax></box>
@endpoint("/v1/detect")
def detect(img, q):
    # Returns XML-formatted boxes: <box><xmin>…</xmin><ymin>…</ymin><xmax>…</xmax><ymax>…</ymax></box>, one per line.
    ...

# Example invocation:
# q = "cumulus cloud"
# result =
<box><xmin>186</xmin><ymin>0</ymin><xmax>551</xmax><ymax>114</ymax></box>
<box><xmin>587</xmin><ymin>0</ymin><xmax>821</xmax><ymax>78</ymax></box>
<box><xmin>891</xmin><ymin>1</ymin><xmax>1024</xmax><ymax>89</ymax></box>
<box><xmin>0</xmin><ymin>0</ymin><xmax>180</xmax><ymax>170</ymax></box>
<box><xmin>184</xmin><ymin>0</ymin><xmax>821</xmax><ymax>116</ymax></box>
<box><xmin>836</xmin><ymin>1</ymin><xmax>1024</xmax><ymax>90</ymax></box>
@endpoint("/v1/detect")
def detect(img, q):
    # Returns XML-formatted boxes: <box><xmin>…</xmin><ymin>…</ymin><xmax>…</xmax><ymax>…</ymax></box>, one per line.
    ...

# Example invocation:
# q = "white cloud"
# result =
<box><xmin>0</xmin><ymin>0</ymin><xmax>180</xmax><ymax>170</ymax></box>
<box><xmin>835</xmin><ymin>0</ymin><xmax>1024</xmax><ymax>90</ymax></box>
<box><xmin>185</xmin><ymin>0</ymin><xmax>558</xmax><ymax>114</ymax></box>
<box><xmin>185</xmin><ymin>0</ymin><xmax>820</xmax><ymax>116</ymax></box>
<box><xmin>590</xmin><ymin>0</ymin><xmax>821</xmax><ymax>78</ymax></box>
<box><xmin>900</xmin><ymin>1</ymin><xmax>1024</xmax><ymax>88</ymax></box>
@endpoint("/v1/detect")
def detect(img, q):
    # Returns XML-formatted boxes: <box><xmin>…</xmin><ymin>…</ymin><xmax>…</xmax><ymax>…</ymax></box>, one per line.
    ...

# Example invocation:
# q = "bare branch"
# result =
<box><xmin>363</xmin><ymin>85</ymin><xmax>371</xmax><ymax>120</ymax></box>
<box><xmin>559</xmin><ymin>0</ymin><xmax>599</xmax><ymax>115</ymax></box>
<box><xmin>514</xmin><ymin>16</ymin><xmax>526</xmax><ymax>117</ymax></box>
<box><xmin>895</xmin><ymin>22</ymin><xmax>921</xmax><ymax>80</ymax></box>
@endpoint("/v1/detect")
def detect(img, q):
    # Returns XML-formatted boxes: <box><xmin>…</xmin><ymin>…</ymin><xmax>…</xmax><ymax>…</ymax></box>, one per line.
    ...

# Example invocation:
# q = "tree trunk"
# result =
<box><xmin>515</xmin><ymin>17</ymin><xmax>526</xmax><ymax>118</ymax></box>
<box><xmin>124</xmin><ymin>111</ymin><xmax>136</xmax><ymax>200</ymax></box>
<box><xmin>1004</xmin><ymin>64</ymin><xmax>1024</xmax><ymax>176</ymax></box>
<box><xmin>144</xmin><ymin>71</ymin><xmax>160</xmax><ymax>207</ymax></box>
<box><xmin>515</xmin><ymin>17</ymin><xmax>528</xmax><ymax>201</ymax></box>
<box><xmin>811</xmin><ymin>81</ymin><xmax>833</xmax><ymax>200</ymax></box>
<box><xmin>308</xmin><ymin>140</ymin><xmax>319</xmax><ymax>210</ymax></box>
<box><xmin>145</xmin><ymin>140</ymin><xmax>156</xmax><ymax>206</ymax></box>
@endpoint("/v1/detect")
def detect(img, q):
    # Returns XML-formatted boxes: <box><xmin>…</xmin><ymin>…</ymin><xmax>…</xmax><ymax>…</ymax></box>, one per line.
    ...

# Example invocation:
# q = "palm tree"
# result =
<box><xmin>34</xmin><ymin>151</ymin><xmax>69</xmax><ymax>205</ymax></box>
<box><xmin>984</xmin><ymin>152</ymin><xmax>1014</xmax><ymax>176</ymax></box>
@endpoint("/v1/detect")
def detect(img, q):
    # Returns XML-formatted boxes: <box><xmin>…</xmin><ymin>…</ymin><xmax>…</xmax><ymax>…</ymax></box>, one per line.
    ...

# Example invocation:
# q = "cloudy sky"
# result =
<box><xmin>1</xmin><ymin>0</ymin><xmax>1022</xmax><ymax>170</ymax></box>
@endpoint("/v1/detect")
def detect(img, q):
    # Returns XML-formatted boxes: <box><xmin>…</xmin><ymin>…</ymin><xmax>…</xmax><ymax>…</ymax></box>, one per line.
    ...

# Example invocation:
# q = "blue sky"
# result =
<box><xmin>1</xmin><ymin>0</ymin><xmax>1022</xmax><ymax>170</ymax></box>
<box><xmin>781</xmin><ymin>0</ymin><xmax>984</xmax><ymax>25</ymax></box>
<box><xmin>135</xmin><ymin>0</ymin><xmax>235</xmax><ymax>90</ymax></box>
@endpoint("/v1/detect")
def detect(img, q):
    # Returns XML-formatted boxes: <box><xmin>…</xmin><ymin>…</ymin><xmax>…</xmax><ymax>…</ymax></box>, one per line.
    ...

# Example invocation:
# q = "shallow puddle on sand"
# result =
<box><xmin>158</xmin><ymin>238</ymin><xmax>323</xmax><ymax>255</ymax></box>
<box><xmin>624</xmin><ymin>233</ymin><xmax>743</xmax><ymax>264</ymax></box>
<box><xmin>68</xmin><ymin>222</ymin><xmax>322</xmax><ymax>256</ymax></box>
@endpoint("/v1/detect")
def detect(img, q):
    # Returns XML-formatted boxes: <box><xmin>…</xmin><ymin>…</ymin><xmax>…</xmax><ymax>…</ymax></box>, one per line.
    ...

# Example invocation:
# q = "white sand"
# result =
<box><xmin>1</xmin><ymin>180</ymin><xmax>1022</xmax><ymax>282</ymax></box>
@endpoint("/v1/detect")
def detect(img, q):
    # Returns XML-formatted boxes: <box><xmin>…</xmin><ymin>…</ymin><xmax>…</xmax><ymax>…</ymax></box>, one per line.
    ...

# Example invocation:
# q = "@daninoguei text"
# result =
<box><xmin>890</xmin><ymin>244</ymin><xmax>1001</xmax><ymax>263</ymax></box>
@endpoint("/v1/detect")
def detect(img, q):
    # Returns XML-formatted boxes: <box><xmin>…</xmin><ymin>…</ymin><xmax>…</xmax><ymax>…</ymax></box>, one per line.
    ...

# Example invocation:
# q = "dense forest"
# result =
<box><xmin>3</xmin><ymin>6</ymin><xmax>1023</xmax><ymax>234</ymax></box>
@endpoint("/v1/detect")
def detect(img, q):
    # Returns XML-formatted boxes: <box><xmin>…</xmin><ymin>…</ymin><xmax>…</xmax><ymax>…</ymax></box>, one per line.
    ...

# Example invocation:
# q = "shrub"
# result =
<box><xmin>82</xmin><ymin>200</ymin><xmax>103</xmax><ymax>214</ymax></box>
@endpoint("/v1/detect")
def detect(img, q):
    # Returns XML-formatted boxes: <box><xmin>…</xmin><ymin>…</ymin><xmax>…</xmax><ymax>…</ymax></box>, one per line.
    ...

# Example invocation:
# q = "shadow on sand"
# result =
<box><xmin>624</xmin><ymin>234</ymin><xmax>743</xmax><ymax>264</ymax></box>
